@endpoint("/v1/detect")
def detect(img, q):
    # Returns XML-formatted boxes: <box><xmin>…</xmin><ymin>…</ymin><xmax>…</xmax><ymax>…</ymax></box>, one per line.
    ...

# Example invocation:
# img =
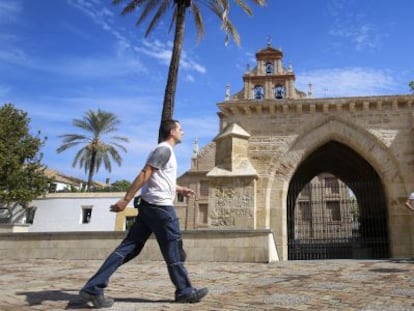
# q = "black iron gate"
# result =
<box><xmin>287</xmin><ymin>180</ymin><xmax>389</xmax><ymax>260</ymax></box>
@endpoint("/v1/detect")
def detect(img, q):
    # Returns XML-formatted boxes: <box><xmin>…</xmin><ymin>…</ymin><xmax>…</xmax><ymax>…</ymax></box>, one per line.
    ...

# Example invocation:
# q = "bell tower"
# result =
<box><xmin>229</xmin><ymin>40</ymin><xmax>306</xmax><ymax>101</ymax></box>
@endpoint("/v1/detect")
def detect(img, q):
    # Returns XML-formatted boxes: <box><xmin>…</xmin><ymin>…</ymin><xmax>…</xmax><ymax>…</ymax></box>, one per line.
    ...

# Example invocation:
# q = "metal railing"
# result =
<box><xmin>288</xmin><ymin>181</ymin><xmax>389</xmax><ymax>260</ymax></box>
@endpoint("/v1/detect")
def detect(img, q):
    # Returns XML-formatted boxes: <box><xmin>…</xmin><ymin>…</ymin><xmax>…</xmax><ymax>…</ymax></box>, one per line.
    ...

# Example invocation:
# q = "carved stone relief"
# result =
<box><xmin>209</xmin><ymin>178</ymin><xmax>255</xmax><ymax>228</ymax></box>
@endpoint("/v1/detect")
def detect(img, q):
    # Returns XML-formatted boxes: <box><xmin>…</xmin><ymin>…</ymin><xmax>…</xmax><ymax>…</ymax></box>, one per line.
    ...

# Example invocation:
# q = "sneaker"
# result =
<box><xmin>79</xmin><ymin>290</ymin><xmax>114</xmax><ymax>309</ymax></box>
<box><xmin>175</xmin><ymin>287</ymin><xmax>208</xmax><ymax>303</ymax></box>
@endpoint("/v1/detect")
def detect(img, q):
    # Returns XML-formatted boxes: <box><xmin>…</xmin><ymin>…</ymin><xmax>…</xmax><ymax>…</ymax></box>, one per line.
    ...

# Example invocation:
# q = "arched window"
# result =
<box><xmin>265</xmin><ymin>62</ymin><xmax>273</xmax><ymax>74</ymax></box>
<box><xmin>274</xmin><ymin>85</ymin><xmax>285</xmax><ymax>99</ymax></box>
<box><xmin>254</xmin><ymin>85</ymin><xmax>265</xmax><ymax>100</ymax></box>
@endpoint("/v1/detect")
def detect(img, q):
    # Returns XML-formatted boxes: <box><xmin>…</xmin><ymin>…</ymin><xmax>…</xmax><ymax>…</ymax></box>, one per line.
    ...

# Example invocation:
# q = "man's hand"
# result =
<box><xmin>110</xmin><ymin>199</ymin><xmax>128</xmax><ymax>213</ymax></box>
<box><xmin>405</xmin><ymin>200</ymin><xmax>414</xmax><ymax>212</ymax></box>
<box><xmin>181</xmin><ymin>187</ymin><xmax>195</xmax><ymax>197</ymax></box>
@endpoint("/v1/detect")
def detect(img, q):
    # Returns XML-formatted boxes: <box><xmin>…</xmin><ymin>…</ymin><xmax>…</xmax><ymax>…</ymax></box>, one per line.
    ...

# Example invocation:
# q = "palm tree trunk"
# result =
<box><xmin>158</xmin><ymin>2</ymin><xmax>187</xmax><ymax>142</ymax></box>
<box><xmin>87</xmin><ymin>151</ymin><xmax>96</xmax><ymax>191</ymax></box>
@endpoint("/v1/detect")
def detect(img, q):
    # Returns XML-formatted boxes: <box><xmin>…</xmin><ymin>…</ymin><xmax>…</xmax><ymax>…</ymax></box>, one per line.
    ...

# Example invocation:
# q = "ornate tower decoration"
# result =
<box><xmin>229</xmin><ymin>40</ymin><xmax>306</xmax><ymax>101</ymax></box>
<box><xmin>191</xmin><ymin>137</ymin><xmax>199</xmax><ymax>170</ymax></box>
<box><xmin>207</xmin><ymin>123</ymin><xmax>258</xmax><ymax>228</ymax></box>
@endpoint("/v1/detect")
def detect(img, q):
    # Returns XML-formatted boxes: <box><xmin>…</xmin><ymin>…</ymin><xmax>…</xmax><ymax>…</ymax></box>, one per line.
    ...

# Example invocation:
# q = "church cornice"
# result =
<box><xmin>217</xmin><ymin>95</ymin><xmax>414</xmax><ymax>116</ymax></box>
<box><xmin>242</xmin><ymin>74</ymin><xmax>295</xmax><ymax>82</ymax></box>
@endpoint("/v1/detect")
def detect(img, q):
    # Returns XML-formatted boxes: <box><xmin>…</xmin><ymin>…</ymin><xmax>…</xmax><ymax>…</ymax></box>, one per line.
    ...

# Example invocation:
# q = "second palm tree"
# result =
<box><xmin>57</xmin><ymin>109</ymin><xmax>129</xmax><ymax>191</ymax></box>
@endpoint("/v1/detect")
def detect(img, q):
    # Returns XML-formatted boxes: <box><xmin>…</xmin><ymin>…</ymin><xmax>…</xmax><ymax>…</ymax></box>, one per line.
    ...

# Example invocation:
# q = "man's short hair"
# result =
<box><xmin>160</xmin><ymin>119</ymin><xmax>179</xmax><ymax>140</ymax></box>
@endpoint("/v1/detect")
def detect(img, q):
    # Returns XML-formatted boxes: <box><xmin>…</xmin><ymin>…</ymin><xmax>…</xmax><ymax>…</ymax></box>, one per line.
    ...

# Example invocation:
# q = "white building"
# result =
<box><xmin>29</xmin><ymin>193</ymin><xmax>124</xmax><ymax>232</ymax></box>
<box><xmin>1</xmin><ymin>169</ymin><xmax>136</xmax><ymax>233</ymax></box>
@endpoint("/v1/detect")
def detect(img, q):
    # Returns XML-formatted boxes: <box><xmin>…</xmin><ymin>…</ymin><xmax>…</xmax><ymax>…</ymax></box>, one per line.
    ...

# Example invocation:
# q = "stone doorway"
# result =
<box><xmin>287</xmin><ymin>141</ymin><xmax>389</xmax><ymax>260</ymax></box>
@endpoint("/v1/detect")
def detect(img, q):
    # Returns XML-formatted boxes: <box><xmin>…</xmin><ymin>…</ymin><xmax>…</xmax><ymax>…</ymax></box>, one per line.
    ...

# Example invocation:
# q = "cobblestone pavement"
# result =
<box><xmin>1</xmin><ymin>258</ymin><xmax>414</xmax><ymax>311</ymax></box>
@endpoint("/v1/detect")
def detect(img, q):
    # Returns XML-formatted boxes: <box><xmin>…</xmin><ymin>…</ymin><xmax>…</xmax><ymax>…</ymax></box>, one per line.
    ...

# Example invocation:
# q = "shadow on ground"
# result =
<box><xmin>16</xmin><ymin>290</ymin><xmax>171</xmax><ymax>309</ymax></box>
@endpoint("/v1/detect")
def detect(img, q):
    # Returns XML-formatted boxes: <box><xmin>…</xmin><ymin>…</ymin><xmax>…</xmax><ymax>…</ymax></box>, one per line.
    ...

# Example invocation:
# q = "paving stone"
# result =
<box><xmin>0</xmin><ymin>259</ymin><xmax>413</xmax><ymax>310</ymax></box>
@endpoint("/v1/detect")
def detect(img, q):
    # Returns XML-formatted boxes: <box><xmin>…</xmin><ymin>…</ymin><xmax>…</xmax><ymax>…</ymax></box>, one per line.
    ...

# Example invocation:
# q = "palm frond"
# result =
<box><xmin>112</xmin><ymin>0</ymin><xmax>128</xmax><ymax>5</ymax></box>
<box><xmin>58</xmin><ymin>134</ymin><xmax>89</xmax><ymax>144</ymax></box>
<box><xmin>145</xmin><ymin>0</ymin><xmax>171</xmax><ymax>37</ymax></box>
<box><xmin>233</xmin><ymin>0</ymin><xmax>252</xmax><ymax>15</ymax></box>
<box><xmin>95</xmin><ymin>156</ymin><xmax>103</xmax><ymax>173</ymax></box>
<box><xmin>222</xmin><ymin>15</ymin><xmax>240</xmax><ymax>45</ymax></box>
<box><xmin>108</xmin><ymin>146</ymin><xmax>123</xmax><ymax>165</ymax></box>
<box><xmin>102</xmin><ymin>152</ymin><xmax>113</xmax><ymax>172</ymax></box>
<box><xmin>136</xmin><ymin>1</ymin><xmax>160</xmax><ymax>29</ymax></box>
<box><xmin>191</xmin><ymin>2</ymin><xmax>204</xmax><ymax>42</ymax></box>
<box><xmin>56</xmin><ymin>141</ymin><xmax>84</xmax><ymax>153</ymax></box>
<box><xmin>72</xmin><ymin>118</ymin><xmax>94</xmax><ymax>132</ymax></box>
<box><xmin>72</xmin><ymin>147</ymin><xmax>88</xmax><ymax>168</ymax></box>
<box><xmin>111</xmin><ymin>136</ymin><xmax>129</xmax><ymax>143</ymax></box>
<box><xmin>110</xmin><ymin>142</ymin><xmax>128</xmax><ymax>153</ymax></box>
<box><xmin>120</xmin><ymin>0</ymin><xmax>148</xmax><ymax>15</ymax></box>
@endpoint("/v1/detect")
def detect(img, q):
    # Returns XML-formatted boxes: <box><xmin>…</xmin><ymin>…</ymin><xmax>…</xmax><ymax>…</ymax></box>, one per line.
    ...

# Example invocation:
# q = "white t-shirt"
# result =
<box><xmin>409</xmin><ymin>192</ymin><xmax>414</xmax><ymax>201</ymax></box>
<box><xmin>140</xmin><ymin>142</ymin><xmax>177</xmax><ymax>206</ymax></box>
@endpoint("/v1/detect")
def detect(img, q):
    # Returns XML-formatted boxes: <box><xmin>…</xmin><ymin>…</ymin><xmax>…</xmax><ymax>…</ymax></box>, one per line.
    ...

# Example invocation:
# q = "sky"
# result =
<box><xmin>1</xmin><ymin>0</ymin><xmax>413</xmax><ymax>184</ymax></box>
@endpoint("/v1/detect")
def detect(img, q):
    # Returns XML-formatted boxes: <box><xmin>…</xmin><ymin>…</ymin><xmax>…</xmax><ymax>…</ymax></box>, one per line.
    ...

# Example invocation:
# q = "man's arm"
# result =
<box><xmin>405</xmin><ymin>199</ymin><xmax>414</xmax><ymax>212</ymax></box>
<box><xmin>176</xmin><ymin>185</ymin><xmax>195</xmax><ymax>198</ymax></box>
<box><xmin>110</xmin><ymin>164</ymin><xmax>156</xmax><ymax>212</ymax></box>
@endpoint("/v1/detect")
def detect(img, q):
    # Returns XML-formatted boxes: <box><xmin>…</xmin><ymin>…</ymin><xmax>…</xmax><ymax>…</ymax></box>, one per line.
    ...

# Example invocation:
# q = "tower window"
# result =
<box><xmin>274</xmin><ymin>85</ymin><xmax>285</xmax><ymax>99</ymax></box>
<box><xmin>200</xmin><ymin>180</ymin><xmax>209</xmax><ymax>196</ymax></box>
<box><xmin>265</xmin><ymin>62</ymin><xmax>273</xmax><ymax>74</ymax></box>
<box><xmin>254</xmin><ymin>85</ymin><xmax>264</xmax><ymax>100</ymax></box>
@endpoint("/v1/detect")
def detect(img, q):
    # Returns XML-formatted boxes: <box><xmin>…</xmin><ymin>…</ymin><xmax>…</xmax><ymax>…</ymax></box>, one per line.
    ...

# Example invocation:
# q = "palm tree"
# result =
<box><xmin>112</xmin><ymin>0</ymin><xmax>267</xmax><ymax>142</ymax></box>
<box><xmin>409</xmin><ymin>81</ymin><xmax>414</xmax><ymax>94</ymax></box>
<box><xmin>56</xmin><ymin>109</ymin><xmax>129</xmax><ymax>191</ymax></box>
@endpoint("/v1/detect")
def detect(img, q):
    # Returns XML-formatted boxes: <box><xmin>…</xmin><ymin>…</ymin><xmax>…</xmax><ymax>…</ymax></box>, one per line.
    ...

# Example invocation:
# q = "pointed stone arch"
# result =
<box><xmin>286</xmin><ymin>141</ymin><xmax>389</xmax><ymax>259</ymax></box>
<box><xmin>266</xmin><ymin>115</ymin><xmax>404</xmax><ymax>189</ymax></box>
<box><xmin>266</xmin><ymin>116</ymin><xmax>405</xmax><ymax>259</ymax></box>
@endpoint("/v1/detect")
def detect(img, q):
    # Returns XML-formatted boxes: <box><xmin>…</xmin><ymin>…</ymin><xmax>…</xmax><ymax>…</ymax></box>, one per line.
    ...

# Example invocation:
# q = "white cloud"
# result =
<box><xmin>329</xmin><ymin>22</ymin><xmax>381</xmax><ymax>51</ymax></box>
<box><xmin>180</xmin><ymin>57</ymin><xmax>207</xmax><ymax>74</ymax></box>
<box><xmin>0</xmin><ymin>2</ymin><xmax>27</xmax><ymax>66</ymax></box>
<box><xmin>68</xmin><ymin>1</ymin><xmax>206</xmax><ymax>77</ymax></box>
<box><xmin>184</xmin><ymin>74</ymin><xmax>195</xmax><ymax>82</ymax></box>
<box><xmin>0</xmin><ymin>0</ymin><xmax>22</xmax><ymax>24</ymax></box>
<box><xmin>135</xmin><ymin>39</ymin><xmax>207</xmax><ymax>74</ymax></box>
<box><xmin>327</xmin><ymin>0</ymin><xmax>384</xmax><ymax>51</ymax></box>
<box><xmin>0</xmin><ymin>37</ymin><xmax>28</xmax><ymax>66</ymax></box>
<box><xmin>297</xmin><ymin>67</ymin><xmax>397</xmax><ymax>98</ymax></box>
<box><xmin>67</xmin><ymin>0</ymin><xmax>129</xmax><ymax>50</ymax></box>
<box><xmin>136</xmin><ymin>40</ymin><xmax>172</xmax><ymax>65</ymax></box>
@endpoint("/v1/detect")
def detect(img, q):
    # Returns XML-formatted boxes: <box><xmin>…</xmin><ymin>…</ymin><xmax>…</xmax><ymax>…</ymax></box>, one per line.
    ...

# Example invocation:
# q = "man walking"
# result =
<box><xmin>79</xmin><ymin>119</ymin><xmax>208</xmax><ymax>308</ymax></box>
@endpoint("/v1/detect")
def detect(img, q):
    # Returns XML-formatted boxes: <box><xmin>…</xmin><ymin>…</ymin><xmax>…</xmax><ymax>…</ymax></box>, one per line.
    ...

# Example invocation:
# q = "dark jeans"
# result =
<box><xmin>81</xmin><ymin>199</ymin><xmax>193</xmax><ymax>298</ymax></box>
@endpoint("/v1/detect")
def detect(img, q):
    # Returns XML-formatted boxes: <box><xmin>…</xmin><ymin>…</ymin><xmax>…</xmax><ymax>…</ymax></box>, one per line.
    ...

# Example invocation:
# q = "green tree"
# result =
<box><xmin>93</xmin><ymin>179</ymin><xmax>132</xmax><ymax>192</ymax></box>
<box><xmin>112</xmin><ymin>0</ymin><xmax>267</xmax><ymax>142</ymax></box>
<box><xmin>0</xmin><ymin>103</ymin><xmax>50</xmax><ymax>220</ymax></box>
<box><xmin>57</xmin><ymin>109</ymin><xmax>129</xmax><ymax>191</ymax></box>
<box><xmin>409</xmin><ymin>81</ymin><xmax>414</xmax><ymax>94</ymax></box>
<box><xmin>110</xmin><ymin>179</ymin><xmax>132</xmax><ymax>192</ymax></box>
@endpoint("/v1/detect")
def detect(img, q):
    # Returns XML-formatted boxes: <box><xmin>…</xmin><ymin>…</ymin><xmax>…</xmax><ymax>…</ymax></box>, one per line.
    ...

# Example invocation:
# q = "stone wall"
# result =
<box><xmin>0</xmin><ymin>229</ymin><xmax>279</xmax><ymax>263</ymax></box>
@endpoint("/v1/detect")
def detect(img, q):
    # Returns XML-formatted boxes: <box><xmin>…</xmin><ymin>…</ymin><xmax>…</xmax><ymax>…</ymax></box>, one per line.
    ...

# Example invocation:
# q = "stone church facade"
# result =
<box><xmin>177</xmin><ymin>43</ymin><xmax>414</xmax><ymax>260</ymax></box>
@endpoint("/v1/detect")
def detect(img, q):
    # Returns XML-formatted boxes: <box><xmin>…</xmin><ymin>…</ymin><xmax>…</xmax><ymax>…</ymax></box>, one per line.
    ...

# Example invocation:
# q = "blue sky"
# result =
<box><xmin>1</xmin><ymin>0</ymin><xmax>413</xmax><ymax>184</ymax></box>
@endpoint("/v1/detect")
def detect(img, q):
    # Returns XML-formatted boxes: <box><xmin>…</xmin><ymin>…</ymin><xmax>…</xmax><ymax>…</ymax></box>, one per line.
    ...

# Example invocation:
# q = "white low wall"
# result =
<box><xmin>0</xmin><ymin>229</ymin><xmax>279</xmax><ymax>263</ymax></box>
